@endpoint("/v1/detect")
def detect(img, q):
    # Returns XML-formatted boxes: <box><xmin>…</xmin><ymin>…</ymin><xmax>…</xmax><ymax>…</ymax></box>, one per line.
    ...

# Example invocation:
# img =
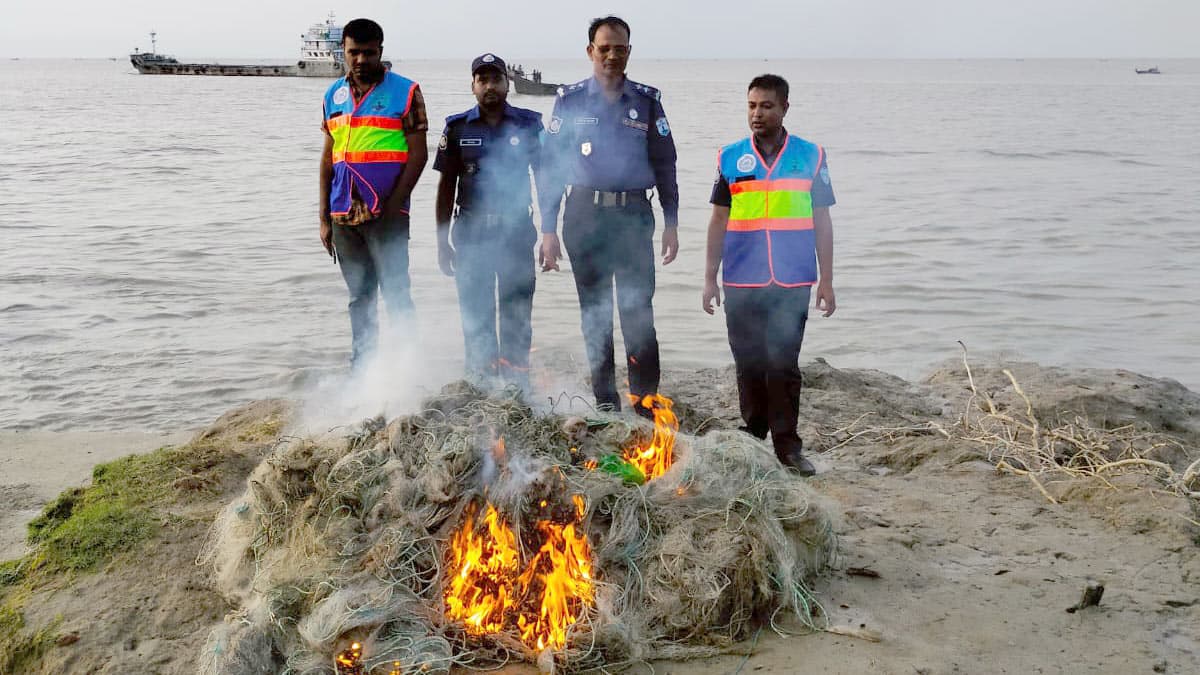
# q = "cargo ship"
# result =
<box><xmin>130</xmin><ymin>15</ymin><xmax>383</xmax><ymax>77</ymax></box>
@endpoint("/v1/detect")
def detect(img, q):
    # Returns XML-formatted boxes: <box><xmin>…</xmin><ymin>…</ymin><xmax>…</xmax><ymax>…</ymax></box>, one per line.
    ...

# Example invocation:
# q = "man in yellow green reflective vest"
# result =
<box><xmin>701</xmin><ymin>74</ymin><xmax>837</xmax><ymax>476</ymax></box>
<box><xmin>318</xmin><ymin>18</ymin><xmax>428</xmax><ymax>369</ymax></box>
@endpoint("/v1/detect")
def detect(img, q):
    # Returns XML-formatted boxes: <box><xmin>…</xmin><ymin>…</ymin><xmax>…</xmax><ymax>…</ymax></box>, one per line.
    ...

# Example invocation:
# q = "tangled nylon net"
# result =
<box><xmin>197</xmin><ymin>382</ymin><xmax>836</xmax><ymax>674</ymax></box>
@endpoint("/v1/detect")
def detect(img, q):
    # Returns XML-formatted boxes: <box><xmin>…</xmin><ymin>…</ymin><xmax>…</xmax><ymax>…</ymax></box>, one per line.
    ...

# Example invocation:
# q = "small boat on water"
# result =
<box><xmin>507</xmin><ymin>64</ymin><xmax>560</xmax><ymax>95</ymax></box>
<box><xmin>130</xmin><ymin>14</ymin><xmax>388</xmax><ymax>77</ymax></box>
<box><xmin>1135</xmin><ymin>67</ymin><xmax>1161</xmax><ymax>75</ymax></box>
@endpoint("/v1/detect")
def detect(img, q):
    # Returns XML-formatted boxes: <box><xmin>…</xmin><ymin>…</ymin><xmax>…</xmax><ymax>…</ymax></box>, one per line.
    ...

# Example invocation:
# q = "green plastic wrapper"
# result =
<box><xmin>597</xmin><ymin>454</ymin><xmax>646</xmax><ymax>485</ymax></box>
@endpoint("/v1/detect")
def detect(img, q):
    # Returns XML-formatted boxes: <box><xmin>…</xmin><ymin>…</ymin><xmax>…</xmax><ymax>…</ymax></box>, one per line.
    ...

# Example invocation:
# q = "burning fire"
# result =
<box><xmin>444</xmin><ymin>495</ymin><xmax>594</xmax><ymax>651</ymax></box>
<box><xmin>623</xmin><ymin>394</ymin><xmax>679</xmax><ymax>481</ymax></box>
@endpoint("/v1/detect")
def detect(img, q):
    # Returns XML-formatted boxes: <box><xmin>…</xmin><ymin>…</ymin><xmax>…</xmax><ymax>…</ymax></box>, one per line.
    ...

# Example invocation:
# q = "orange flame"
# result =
<box><xmin>444</xmin><ymin>496</ymin><xmax>594</xmax><ymax>651</ymax></box>
<box><xmin>623</xmin><ymin>393</ymin><xmax>679</xmax><ymax>481</ymax></box>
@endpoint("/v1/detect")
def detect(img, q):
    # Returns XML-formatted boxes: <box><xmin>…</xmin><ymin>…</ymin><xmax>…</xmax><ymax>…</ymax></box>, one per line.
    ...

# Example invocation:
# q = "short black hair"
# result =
<box><xmin>343</xmin><ymin>18</ymin><xmax>384</xmax><ymax>45</ymax></box>
<box><xmin>748</xmin><ymin>74</ymin><xmax>789</xmax><ymax>103</ymax></box>
<box><xmin>589</xmin><ymin>15</ymin><xmax>631</xmax><ymax>43</ymax></box>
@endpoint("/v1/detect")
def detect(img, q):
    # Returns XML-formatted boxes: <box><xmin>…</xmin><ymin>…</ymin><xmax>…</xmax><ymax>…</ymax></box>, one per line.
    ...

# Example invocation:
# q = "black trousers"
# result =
<box><xmin>723</xmin><ymin>285</ymin><xmax>811</xmax><ymax>453</ymax></box>
<box><xmin>562</xmin><ymin>191</ymin><xmax>661</xmax><ymax>409</ymax></box>
<box><xmin>452</xmin><ymin>216</ymin><xmax>536</xmax><ymax>386</ymax></box>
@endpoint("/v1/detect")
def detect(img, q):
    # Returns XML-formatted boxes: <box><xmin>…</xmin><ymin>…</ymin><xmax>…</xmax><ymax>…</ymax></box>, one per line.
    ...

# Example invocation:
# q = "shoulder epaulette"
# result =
<box><xmin>628</xmin><ymin>79</ymin><xmax>662</xmax><ymax>102</ymax></box>
<box><xmin>443</xmin><ymin>110</ymin><xmax>470</xmax><ymax>126</ymax></box>
<box><xmin>557</xmin><ymin>80</ymin><xmax>589</xmax><ymax>98</ymax></box>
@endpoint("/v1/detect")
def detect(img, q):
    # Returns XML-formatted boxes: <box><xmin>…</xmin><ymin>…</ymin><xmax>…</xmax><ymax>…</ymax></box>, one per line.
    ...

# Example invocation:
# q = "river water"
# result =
<box><xmin>2</xmin><ymin>58</ymin><xmax>1198</xmax><ymax>431</ymax></box>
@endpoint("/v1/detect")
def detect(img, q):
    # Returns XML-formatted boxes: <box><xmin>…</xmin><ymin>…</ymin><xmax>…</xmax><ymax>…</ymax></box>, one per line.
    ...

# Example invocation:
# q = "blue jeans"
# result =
<box><xmin>332</xmin><ymin>214</ymin><xmax>414</xmax><ymax>366</ymax></box>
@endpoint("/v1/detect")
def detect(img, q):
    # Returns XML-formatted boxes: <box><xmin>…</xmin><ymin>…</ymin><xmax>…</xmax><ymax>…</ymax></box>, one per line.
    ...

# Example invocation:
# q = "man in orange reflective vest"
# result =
<box><xmin>702</xmin><ymin>74</ymin><xmax>837</xmax><ymax>476</ymax></box>
<box><xmin>319</xmin><ymin>18</ymin><xmax>428</xmax><ymax>369</ymax></box>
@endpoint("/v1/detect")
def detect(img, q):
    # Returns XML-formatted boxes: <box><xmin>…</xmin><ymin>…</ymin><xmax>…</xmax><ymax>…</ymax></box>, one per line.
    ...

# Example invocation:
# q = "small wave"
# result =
<box><xmin>841</xmin><ymin>149</ymin><xmax>933</xmax><ymax>158</ymax></box>
<box><xmin>1</xmin><ymin>303</ymin><xmax>38</xmax><ymax>313</ymax></box>
<box><xmin>135</xmin><ymin>146</ymin><xmax>222</xmax><ymax>155</ymax></box>
<box><xmin>979</xmin><ymin>149</ymin><xmax>1048</xmax><ymax>160</ymax></box>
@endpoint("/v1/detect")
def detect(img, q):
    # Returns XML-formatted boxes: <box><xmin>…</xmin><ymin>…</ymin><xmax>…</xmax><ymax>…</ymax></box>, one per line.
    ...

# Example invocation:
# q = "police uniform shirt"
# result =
<box><xmin>433</xmin><ymin>103</ymin><xmax>544</xmax><ymax>215</ymax></box>
<box><xmin>710</xmin><ymin>130</ymin><xmax>835</xmax><ymax>209</ymax></box>
<box><xmin>540</xmin><ymin>77</ymin><xmax>679</xmax><ymax>231</ymax></box>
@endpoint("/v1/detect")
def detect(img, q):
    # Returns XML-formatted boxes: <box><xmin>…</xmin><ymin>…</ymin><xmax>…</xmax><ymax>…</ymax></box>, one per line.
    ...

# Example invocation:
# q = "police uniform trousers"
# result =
<box><xmin>452</xmin><ymin>214</ymin><xmax>536</xmax><ymax>387</ymax></box>
<box><xmin>562</xmin><ymin>189</ymin><xmax>661</xmax><ymax>410</ymax></box>
<box><xmin>722</xmin><ymin>284</ymin><xmax>810</xmax><ymax>456</ymax></box>
<box><xmin>333</xmin><ymin>213</ymin><xmax>414</xmax><ymax>367</ymax></box>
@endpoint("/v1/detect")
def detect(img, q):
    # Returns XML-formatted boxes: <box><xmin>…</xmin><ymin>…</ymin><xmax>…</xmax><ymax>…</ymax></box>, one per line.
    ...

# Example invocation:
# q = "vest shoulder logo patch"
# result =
<box><xmin>736</xmin><ymin>153</ymin><xmax>757</xmax><ymax>173</ymax></box>
<box><xmin>820</xmin><ymin>167</ymin><xmax>831</xmax><ymax>184</ymax></box>
<box><xmin>656</xmin><ymin>118</ymin><xmax>670</xmax><ymax>136</ymax></box>
<box><xmin>332</xmin><ymin>86</ymin><xmax>350</xmax><ymax>105</ymax></box>
<box><xmin>438</xmin><ymin>134</ymin><xmax>448</xmax><ymax>150</ymax></box>
<box><xmin>548</xmin><ymin>116</ymin><xmax>562</xmax><ymax>134</ymax></box>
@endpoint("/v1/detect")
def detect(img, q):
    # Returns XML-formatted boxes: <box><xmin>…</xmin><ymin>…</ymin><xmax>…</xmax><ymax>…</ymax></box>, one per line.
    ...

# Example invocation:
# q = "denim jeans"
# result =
<box><xmin>332</xmin><ymin>213</ymin><xmax>414</xmax><ymax>366</ymax></box>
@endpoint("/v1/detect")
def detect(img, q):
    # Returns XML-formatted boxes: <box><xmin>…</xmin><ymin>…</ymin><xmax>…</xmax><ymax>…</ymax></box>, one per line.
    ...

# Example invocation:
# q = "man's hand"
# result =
<box><xmin>319</xmin><ymin>217</ymin><xmax>334</xmax><ymax>257</ymax></box>
<box><xmin>539</xmin><ymin>233</ymin><xmax>562</xmax><ymax>272</ymax></box>
<box><xmin>815</xmin><ymin>279</ymin><xmax>836</xmax><ymax>317</ymax></box>
<box><xmin>437</xmin><ymin>240</ymin><xmax>456</xmax><ymax>277</ymax></box>
<box><xmin>702</xmin><ymin>278</ymin><xmax>721</xmax><ymax>315</ymax></box>
<box><xmin>661</xmin><ymin>226</ymin><xmax>679</xmax><ymax>265</ymax></box>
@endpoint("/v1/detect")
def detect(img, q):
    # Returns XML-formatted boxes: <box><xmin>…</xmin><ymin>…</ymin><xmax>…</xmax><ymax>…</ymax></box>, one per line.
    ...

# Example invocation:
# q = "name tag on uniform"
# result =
<box><xmin>574</xmin><ymin>117</ymin><xmax>599</xmax><ymax>125</ymax></box>
<box><xmin>621</xmin><ymin>118</ymin><xmax>648</xmax><ymax>131</ymax></box>
<box><xmin>459</xmin><ymin>138</ymin><xmax>483</xmax><ymax>146</ymax></box>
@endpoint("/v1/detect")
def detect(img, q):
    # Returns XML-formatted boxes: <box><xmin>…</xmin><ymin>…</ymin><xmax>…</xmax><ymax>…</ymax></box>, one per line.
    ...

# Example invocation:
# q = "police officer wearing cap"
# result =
<box><xmin>539</xmin><ymin>15</ymin><xmax>679</xmax><ymax>413</ymax></box>
<box><xmin>435</xmin><ymin>53</ymin><xmax>545</xmax><ymax>391</ymax></box>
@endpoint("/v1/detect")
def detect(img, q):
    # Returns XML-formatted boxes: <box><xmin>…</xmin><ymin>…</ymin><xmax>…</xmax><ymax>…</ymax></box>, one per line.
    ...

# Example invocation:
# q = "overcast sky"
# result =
<box><xmin>3</xmin><ymin>0</ymin><xmax>1198</xmax><ymax>59</ymax></box>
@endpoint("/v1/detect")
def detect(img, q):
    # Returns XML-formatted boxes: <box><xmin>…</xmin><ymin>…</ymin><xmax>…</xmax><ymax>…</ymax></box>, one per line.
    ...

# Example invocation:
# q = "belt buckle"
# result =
<box><xmin>597</xmin><ymin>191</ymin><xmax>622</xmax><ymax>207</ymax></box>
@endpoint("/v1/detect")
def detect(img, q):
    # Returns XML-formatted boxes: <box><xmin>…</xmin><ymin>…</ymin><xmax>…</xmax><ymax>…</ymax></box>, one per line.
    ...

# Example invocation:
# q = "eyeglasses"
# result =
<box><xmin>590</xmin><ymin>44</ymin><xmax>629</xmax><ymax>57</ymax></box>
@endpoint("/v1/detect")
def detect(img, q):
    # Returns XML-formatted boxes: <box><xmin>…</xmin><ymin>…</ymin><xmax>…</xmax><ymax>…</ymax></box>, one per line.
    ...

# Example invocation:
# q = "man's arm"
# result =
<box><xmin>319</xmin><ymin>131</ymin><xmax>334</xmax><ymax>256</ymax></box>
<box><xmin>813</xmin><ymin>206</ymin><xmax>836</xmax><ymax>317</ymax></box>
<box><xmin>384</xmin><ymin>88</ymin><xmax>429</xmax><ymax>216</ymax></box>
<box><xmin>702</xmin><ymin>205</ymin><xmax>730</xmax><ymax>314</ymax></box>
<box><xmin>647</xmin><ymin>98</ymin><xmax>679</xmax><ymax>228</ymax></box>
<box><xmin>538</xmin><ymin>97</ymin><xmax>570</xmax><ymax>270</ymax></box>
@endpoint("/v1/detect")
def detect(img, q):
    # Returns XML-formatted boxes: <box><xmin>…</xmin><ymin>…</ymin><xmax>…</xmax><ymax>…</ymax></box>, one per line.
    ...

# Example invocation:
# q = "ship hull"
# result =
<box><xmin>130</xmin><ymin>55</ymin><xmax>347</xmax><ymax>77</ymax></box>
<box><xmin>510</xmin><ymin>74</ymin><xmax>559</xmax><ymax>96</ymax></box>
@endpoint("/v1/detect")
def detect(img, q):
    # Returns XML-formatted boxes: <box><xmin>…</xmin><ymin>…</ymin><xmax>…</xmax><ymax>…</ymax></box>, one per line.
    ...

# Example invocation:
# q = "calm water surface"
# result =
<box><xmin>2</xmin><ymin>58</ymin><xmax>1198</xmax><ymax>431</ymax></box>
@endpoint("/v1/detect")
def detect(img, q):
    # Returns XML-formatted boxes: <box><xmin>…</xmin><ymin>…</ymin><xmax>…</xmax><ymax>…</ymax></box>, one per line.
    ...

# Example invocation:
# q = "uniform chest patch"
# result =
<box><xmin>548</xmin><ymin>116</ymin><xmax>562</xmax><ymax>134</ymax></box>
<box><xmin>628</xmin><ymin>108</ymin><xmax>638</xmax><ymax>120</ymax></box>
<box><xmin>332</xmin><ymin>86</ymin><xmax>350</xmax><ymax>105</ymax></box>
<box><xmin>575</xmin><ymin>117</ymin><xmax>599</xmax><ymax>125</ymax></box>
<box><xmin>736</xmin><ymin>153</ymin><xmax>757</xmax><ymax>172</ymax></box>
<box><xmin>510</xmin><ymin>135</ymin><xmax>520</xmax><ymax>146</ymax></box>
<box><xmin>622</xmin><ymin>118</ymin><xmax>648</xmax><ymax>131</ymax></box>
<box><xmin>459</xmin><ymin>138</ymin><xmax>483</xmax><ymax>146</ymax></box>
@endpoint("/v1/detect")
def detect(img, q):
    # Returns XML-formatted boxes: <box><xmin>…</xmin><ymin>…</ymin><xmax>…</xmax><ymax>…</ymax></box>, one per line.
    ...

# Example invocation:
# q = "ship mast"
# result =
<box><xmin>149</xmin><ymin>31</ymin><xmax>157</xmax><ymax>55</ymax></box>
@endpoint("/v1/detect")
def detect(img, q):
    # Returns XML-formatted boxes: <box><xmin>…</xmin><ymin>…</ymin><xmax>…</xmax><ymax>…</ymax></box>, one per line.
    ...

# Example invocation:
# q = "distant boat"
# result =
<box><xmin>130</xmin><ymin>14</ymin><xmax>388</xmax><ymax>77</ymax></box>
<box><xmin>1135</xmin><ymin>67</ymin><xmax>1161</xmax><ymax>75</ymax></box>
<box><xmin>507</xmin><ymin>65</ymin><xmax>559</xmax><ymax>96</ymax></box>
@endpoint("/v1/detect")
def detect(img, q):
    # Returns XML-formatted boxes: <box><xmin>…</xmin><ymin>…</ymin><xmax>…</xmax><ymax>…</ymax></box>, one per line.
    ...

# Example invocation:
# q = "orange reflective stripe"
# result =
<box><xmin>729</xmin><ymin>178</ymin><xmax>813</xmax><ymax>195</ymax></box>
<box><xmin>726</xmin><ymin>218</ymin><xmax>813</xmax><ymax>232</ymax></box>
<box><xmin>333</xmin><ymin>150</ymin><xmax>409</xmax><ymax>163</ymax></box>
<box><xmin>324</xmin><ymin>115</ymin><xmax>404</xmax><ymax>132</ymax></box>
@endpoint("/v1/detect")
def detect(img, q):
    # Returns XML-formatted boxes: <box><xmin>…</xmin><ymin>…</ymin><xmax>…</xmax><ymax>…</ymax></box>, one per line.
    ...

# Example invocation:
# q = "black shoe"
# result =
<box><xmin>775</xmin><ymin>440</ymin><xmax>816</xmax><ymax>477</ymax></box>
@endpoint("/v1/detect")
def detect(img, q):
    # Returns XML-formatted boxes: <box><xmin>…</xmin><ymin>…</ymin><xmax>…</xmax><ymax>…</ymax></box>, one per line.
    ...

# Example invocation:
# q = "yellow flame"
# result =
<box><xmin>623</xmin><ymin>393</ymin><xmax>679</xmax><ymax>481</ymax></box>
<box><xmin>444</xmin><ymin>497</ymin><xmax>595</xmax><ymax>651</ymax></box>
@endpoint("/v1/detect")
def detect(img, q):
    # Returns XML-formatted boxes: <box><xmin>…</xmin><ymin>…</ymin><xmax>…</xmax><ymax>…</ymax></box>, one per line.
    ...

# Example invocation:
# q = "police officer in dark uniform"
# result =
<box><xmin>434</xmin><ymin>53</ymin><xmax>544</xmax><ymax>391</ymax></box>
<box><xmin>539</xmin><ymin>15</ymin><xmax>679</xmax><ymax>413</ymax></box>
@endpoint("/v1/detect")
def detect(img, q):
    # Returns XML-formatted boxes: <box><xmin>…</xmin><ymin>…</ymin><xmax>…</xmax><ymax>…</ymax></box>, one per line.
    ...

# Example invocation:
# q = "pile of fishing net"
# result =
<box><xmin>197</xmin><ymin>382</ymin><xmax>836</xmax><ymax>674</ymax></box>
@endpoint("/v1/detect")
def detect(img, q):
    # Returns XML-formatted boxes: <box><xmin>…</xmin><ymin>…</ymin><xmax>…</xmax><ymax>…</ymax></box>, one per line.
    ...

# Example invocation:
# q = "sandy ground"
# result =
<box><xmin>0</xmin><ymin>431</ymin><xmax>191</xmax><ymax>560</ymax></box>
<box><xmin>3</xmin><ymin>360</ymin><xmax>1198</xmax><ymax>674</ymax></box>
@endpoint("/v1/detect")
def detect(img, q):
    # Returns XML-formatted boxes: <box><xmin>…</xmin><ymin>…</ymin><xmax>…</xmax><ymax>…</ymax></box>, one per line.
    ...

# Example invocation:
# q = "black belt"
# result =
<box><xmin>569</xmin><ymin>187</ymin><xmax>650</xmax><ymax>207</ymax></box>
<box><xmin>456</xmin><ymin>208</ymin><xmax>531</xmax><ymax>226</ymax></box>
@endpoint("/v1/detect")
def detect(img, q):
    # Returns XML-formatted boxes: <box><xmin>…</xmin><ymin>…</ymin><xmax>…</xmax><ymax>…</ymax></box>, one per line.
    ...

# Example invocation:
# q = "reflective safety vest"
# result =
<box><xmin>718</xmin><ymin>135</ymin><xmax>824</xmax><ymax>287</ymax></box>
<box><xmin>323</xmin><ymin>71</ymin><xmax>418</xmax><ymax>218</ymax></box>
